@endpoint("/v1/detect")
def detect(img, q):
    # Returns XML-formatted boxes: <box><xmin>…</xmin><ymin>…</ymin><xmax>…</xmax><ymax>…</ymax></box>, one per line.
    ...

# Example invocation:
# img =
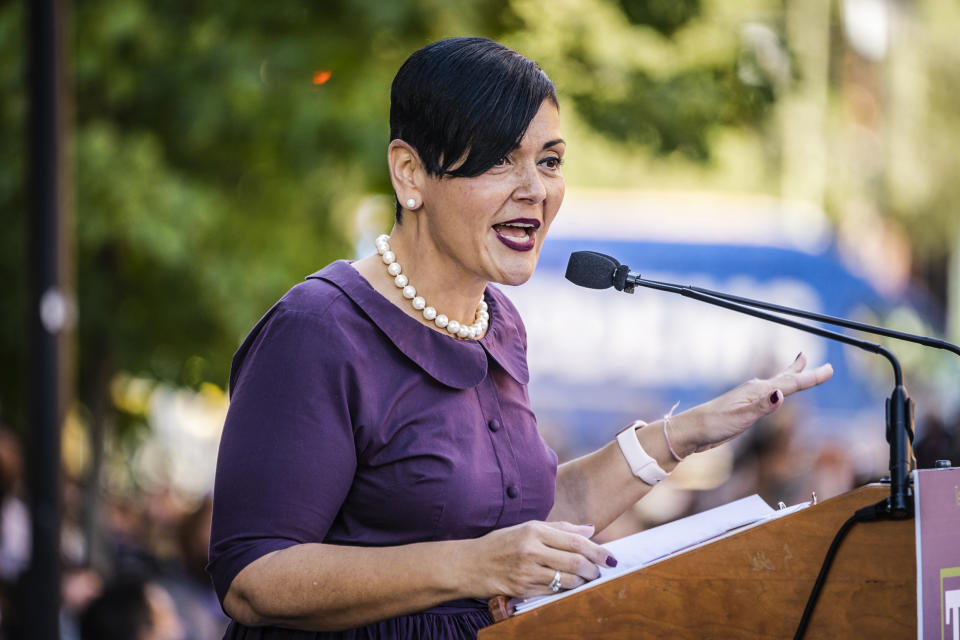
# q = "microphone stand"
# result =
<box><xmin>566</xmin><ymin>252</ymin><xmax>917</xmax><ymax>637</ymax></box>
<box><xmin>612</xmin><ymin>270</ymin><xmax>915</xmax><ymax>517</ymax></box>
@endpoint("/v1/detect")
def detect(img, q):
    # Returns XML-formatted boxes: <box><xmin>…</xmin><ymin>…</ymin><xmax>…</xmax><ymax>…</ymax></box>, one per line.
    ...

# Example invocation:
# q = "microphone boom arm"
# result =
<box><xmin>564</xmin><ymin>249</ymin><xmax>916</xmax><ymax>515</ymax></box>
<box><xmin>622</xmin><ymin>272</ymin><xmax>914</xmax><ymax>517</ymax></box>
<box><xmin>678</xmin><ymin>282</ymin><xmax>960</xmax><ymax>358</ymax></box>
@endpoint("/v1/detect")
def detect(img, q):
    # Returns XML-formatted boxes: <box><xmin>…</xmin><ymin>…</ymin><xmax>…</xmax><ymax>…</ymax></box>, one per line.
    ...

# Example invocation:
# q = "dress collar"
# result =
<box><xmin>307</xmin><ymin>261</ymin><xmax>529</xmax><ymax>389</ymax></box>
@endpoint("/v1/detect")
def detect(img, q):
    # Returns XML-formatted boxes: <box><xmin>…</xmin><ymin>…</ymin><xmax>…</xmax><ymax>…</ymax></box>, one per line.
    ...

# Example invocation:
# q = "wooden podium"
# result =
<box><xmin>480</xmin><ymin>484</ymin><xmax>916</xmax><ymax>639</ymax></box>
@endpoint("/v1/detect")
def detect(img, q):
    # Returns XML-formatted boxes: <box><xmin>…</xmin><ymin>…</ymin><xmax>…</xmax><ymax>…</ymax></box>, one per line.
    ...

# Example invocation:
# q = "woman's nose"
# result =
<box><xmin>513</xmin><ymin>163</ymin><xmax>547</xmax><ymax>203</ymax></box>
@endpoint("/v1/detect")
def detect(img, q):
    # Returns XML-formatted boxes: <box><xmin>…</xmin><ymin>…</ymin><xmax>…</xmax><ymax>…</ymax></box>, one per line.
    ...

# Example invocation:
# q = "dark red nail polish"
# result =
<box><xmin>770</xmin><ymin>390</ymin><xmax>780</xmax><ymax>403</ymax></box>
<box><xmin>605</xmin><ymin>556</ymin><xmax>618</xmax><ymax>568</ymax></box>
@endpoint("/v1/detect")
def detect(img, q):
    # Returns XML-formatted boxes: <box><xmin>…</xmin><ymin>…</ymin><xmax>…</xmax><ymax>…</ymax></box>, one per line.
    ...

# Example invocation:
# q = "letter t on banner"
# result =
<box><xmin>945</xmin><ymin>588</ymin><xmax>960</xmax><ymax>640</ymax></box>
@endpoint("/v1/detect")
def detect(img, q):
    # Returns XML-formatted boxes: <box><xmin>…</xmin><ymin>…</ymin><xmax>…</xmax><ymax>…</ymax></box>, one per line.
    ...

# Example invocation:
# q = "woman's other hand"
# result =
<box><xmin>464</xmin><ymin>521</ymin><xmax>613</xmax><ymax>598</ymax></box>
<box><xmin>672</xmin><ymin>352</ymin><xmax>834</xmax><ymax>457</ymax></box>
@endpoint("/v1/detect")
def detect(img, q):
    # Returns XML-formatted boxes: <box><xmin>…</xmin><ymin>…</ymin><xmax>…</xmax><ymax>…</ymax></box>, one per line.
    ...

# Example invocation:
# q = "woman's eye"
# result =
<box><xmin>493</xmin><ymin>156</ymin><xmax>509</xmax><ymax>167</ymax></box>
<box><xmin>541</xmin><ymin>156</ymin><xmax>563</xmax><ymax>170</ymax></box>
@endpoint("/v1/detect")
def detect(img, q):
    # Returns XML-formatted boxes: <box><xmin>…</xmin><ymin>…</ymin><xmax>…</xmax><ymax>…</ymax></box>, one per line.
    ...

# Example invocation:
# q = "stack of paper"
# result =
<box><xmin>513</xmin><ymin>494</ymin><xmax>808</xmax><ymax>615</ymax></box>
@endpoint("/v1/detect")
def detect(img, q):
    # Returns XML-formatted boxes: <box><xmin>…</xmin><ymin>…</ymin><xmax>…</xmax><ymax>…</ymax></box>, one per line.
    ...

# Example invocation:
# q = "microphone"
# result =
<box><xmin>564</xmin><ymin>251</ymin><xmax>626</xmax><ymax>290</ymax></box>
<box><xmin>565</xmin><ymin>250</ymin><xmax>916</xmax><ymax>517</ymax></box>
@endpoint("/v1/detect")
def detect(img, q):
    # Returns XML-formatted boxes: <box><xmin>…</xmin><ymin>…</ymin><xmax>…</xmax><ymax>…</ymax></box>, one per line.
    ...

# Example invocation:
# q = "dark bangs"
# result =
<box><xmin>390</xmin><ymin>37</ymin><xmax>557</xmax><ymax>189</ymax></box>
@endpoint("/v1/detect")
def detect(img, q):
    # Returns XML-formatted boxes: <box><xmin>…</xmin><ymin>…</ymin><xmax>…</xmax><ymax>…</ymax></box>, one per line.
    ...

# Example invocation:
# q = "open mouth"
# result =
<box><xmin>492</xmin><ymin>218</ymin><xmax>540</xmax><ymax>252</ymax></box>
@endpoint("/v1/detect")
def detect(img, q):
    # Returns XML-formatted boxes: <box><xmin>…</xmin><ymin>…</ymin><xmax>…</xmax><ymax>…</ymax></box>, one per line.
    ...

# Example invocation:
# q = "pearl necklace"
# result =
<box><xmin>375</xmin><ymin>234</ymin><xmax>489</xmax><ymax>340</ymax></box>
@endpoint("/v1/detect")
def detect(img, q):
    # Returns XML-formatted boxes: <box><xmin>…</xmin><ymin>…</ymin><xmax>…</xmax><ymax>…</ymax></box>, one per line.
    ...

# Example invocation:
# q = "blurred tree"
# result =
<box><xmin>574</xmin><ymin>66</ymin><xmax>773</xmax><ymax>161</ymax></box>
<box><xmin>1</xmin><ymin>0</ymin><xmax>512</xmax><ymax>434</ymax></box>
<box><xmin>819</xmin><ymin>0</ymin><xmax>960</xmax><ymax>338</ymax></box>
<box><xmin>0</xmin><ymin>3</ymin><xmax>796</xmax><ymax>570</ymax></box>
<box><xmin>618</xmin><ymin>0</ymin><xmax>701</xmax><ymax>36</ymax></box>
<box><xmin>0</xmin><ymin>0</ymin><xmax>784</xmax><ymax>446</ymax></box>
<box><xmin>883</xmin><ymin>1</ymin><xmax>960</xmax><ymax>308</ymax></box>
<box><xmin>0</xmin><ymin>8</ymin><xmax>793</xmax><ymax>567</ymax></box>
<box><xmin>506</xmin><ymin>0</ymin><xmax>779</xmax><ymax>163</ymax></box>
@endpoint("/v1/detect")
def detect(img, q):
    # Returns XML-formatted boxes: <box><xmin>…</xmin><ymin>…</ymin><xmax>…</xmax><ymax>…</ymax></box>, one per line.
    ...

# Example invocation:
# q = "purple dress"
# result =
<box><xmin>208</xmin><ymin>260</ymin><xmax>558</xmax><ymax>639</ymax></box>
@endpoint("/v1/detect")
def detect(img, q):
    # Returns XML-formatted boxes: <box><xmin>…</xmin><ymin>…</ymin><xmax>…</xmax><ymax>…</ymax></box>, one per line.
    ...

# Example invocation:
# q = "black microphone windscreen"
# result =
<box><xmin>565</xmin><ymin>251</ymin><xmax>620</xmax><ymax>289</ymax></box>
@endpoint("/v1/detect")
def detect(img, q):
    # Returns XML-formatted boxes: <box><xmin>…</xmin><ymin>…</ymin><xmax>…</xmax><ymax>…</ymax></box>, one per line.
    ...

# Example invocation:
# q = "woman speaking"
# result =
<box><xmin>207</xmin><ymin>37</ymin><xmax>833</xmax><ymax>639</ymax></box>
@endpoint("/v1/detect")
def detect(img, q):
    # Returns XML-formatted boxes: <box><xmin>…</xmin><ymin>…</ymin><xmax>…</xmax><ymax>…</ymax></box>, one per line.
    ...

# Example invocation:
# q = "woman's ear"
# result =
<box><xmin>388</xmin><ymin>140</ymin><xmax>424</xmax><ymax>211</ymax></box>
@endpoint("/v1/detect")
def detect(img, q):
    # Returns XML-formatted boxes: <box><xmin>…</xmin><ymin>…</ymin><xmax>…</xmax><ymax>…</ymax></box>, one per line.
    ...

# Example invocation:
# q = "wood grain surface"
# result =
<box><xmin>480</xmin><ymin>485</ymin><xmax>916</xmax><ymax>640</ymax></box>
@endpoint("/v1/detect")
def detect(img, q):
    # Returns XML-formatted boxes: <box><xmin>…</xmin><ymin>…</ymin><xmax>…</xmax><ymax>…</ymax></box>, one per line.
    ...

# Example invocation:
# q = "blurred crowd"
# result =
<box><xmin>0</xmin><ymin>423</ymin><xmax>228</xmax><ymax>640</ymax></box>
<box><xmin>0</xmin><ymin>405</ymin><xmax>958</xmax><ymax>637</ymax></box>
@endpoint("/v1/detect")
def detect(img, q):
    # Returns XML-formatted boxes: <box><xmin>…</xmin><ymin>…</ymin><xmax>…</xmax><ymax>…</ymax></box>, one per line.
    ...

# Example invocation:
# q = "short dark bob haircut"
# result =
<box><xmin>390</xmin><ymin>37</ymin><xmax>558</xmax><ymax>221</ymax></box>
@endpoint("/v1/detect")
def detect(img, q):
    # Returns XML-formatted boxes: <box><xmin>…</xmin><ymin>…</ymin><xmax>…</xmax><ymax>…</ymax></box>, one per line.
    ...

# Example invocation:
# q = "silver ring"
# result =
<box><xmin>549</xmin><ymin>570</ymin><xmax>562</xmax><ymax>593</ymax></box>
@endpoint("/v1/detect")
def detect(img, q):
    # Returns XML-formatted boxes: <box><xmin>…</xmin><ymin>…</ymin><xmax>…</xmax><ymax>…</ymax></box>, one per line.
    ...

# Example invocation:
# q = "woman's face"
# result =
<box><xmin>417</xmin><ymin>100</ymin><xmax>565</xmax><ymax>287</ymax></box>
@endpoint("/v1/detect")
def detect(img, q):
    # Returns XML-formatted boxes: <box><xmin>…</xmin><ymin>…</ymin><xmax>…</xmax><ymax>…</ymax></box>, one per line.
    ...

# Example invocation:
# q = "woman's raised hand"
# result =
<box><xmin>673</xmin><ymin>352</ymin><xmax>834</xmax><ymax>457</ymax></box>
<box><xmin>464</xmin><ymin>520</ymin><xmax>613</xmax><ymax>599</ymax></box>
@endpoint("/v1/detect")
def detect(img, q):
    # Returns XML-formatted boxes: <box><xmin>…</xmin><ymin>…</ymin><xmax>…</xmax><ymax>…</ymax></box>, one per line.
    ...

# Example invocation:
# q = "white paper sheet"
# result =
<box><xmin>512</xmin><ymin>494</ymin><xmax>808</xmax><ymax>615</ymax></box>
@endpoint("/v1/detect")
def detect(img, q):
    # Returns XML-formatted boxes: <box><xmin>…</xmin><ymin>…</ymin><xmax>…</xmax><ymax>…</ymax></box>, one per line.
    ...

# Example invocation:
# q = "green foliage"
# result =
<box><xmin>69</xmin><ymin>0</ymin><xmax>359</xmax><ymax>398</ymax></box>
<box><xmin>0</xmin><ymin>0</ymin><xmax>782</xmax><ymax>433</ymax></box>
<box><xmin>617</xmin><ymin>0</ymin><xmax>701</xmax><ymax>36</ymax></box>
<box><xmin>505</xmin><ymin>0</ymin><xmax>779</xmax><ymax>164</ymax></box>
<box><xmin>575</xmin><ymin>66</ymin><xmax>774</xmax><ymax>160</ymax></box>
<box><xmin>883</xmin><ymin>1</ymin><xmax>960</xmax><ymax>257</ymax></box>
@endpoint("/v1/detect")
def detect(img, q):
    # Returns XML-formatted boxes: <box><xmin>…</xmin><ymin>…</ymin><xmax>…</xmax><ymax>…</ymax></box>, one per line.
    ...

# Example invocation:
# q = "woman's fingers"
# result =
<box><xmin>510</xmin><ymin>521</ymin><xmax>610</xmax><ymax>587</ymax></box>
<box><xmin>542</xmin><ymin>521</ymin><xmax>595</xmax><ymax>539</ymax></box>
<box><xmin>773</xmin><ymin>359</ymin><xmax>834</xmax><ymax>397</ymax></box>
<box><xmin>788</xmin><ymin>351</ymin><xmax>807</xmax><ymax>373</ymax></box>
<box><xmin>801</xmin><ymin>362</ymin><xmax>834</xmax><ymax>388</ymax></box>
<box><xmin>536</xmin><ymin>546</ymin><xmax>602</xmax><ymax>583</ymax></box>
<box><xmin>761</xmin><ymin>354</ymin><xmax>832</xmax><ymax>416</ymax></box>
<box><xmin>477</xmin><ymin>520</ymin><xmax>612</xmax><ymax>597</ymax></box>
<box><xmin>768</xmin><ymin>389</ymin><xmax>783</xmax><ymax>409</ymax></box>
<box><xmin>686</xmin><ymin>353</ymin><xmax>835</xmax><ymax>454</ymax></box>
<box><xmin>525</xmin><ymin>522</ymin><xmax>615</xmax><ymax>593</ymax></box>
<box><xmin>540</xmin><ymin>522</ymin><xmax>611</xmax><ymax>577</ymax></box>
<box><xmin>535</xmin><ymin>567</ymin><xmax>588</xmax><ymax>595</ymax></box>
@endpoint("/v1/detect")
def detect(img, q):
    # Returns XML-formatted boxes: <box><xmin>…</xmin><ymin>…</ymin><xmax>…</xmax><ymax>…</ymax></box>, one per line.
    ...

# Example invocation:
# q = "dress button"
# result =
<box><xmin>506</xmin><ymin>485</ymin><xmax>519</xmax><ymax>499</ymax></box>
<box><xmin>488</xmin><ymin>419</ymin><xmax>501</xmax><ymax>433</ymax></box>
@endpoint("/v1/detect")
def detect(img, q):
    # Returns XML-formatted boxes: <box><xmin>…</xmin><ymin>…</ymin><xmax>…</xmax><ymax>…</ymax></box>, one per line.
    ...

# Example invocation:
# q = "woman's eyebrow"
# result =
<box><xmin>542</xmin><ymin>138</ymin><xmax>565</xmax><ymax>150</ymax></box>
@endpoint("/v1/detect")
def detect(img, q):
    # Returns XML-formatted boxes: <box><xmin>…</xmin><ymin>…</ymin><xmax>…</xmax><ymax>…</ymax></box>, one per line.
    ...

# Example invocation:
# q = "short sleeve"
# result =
<box><xmin>207</xmin><ymin>303</ymin><xmax>359</xmax><ymax>604</ymax></box>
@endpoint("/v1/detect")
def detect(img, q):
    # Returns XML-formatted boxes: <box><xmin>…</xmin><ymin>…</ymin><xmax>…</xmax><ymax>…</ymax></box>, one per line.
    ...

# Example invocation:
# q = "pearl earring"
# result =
<box><xmin>406</xmin><ymin>198</ymin><xmax>417</xmax><ymax>209</ymax></box>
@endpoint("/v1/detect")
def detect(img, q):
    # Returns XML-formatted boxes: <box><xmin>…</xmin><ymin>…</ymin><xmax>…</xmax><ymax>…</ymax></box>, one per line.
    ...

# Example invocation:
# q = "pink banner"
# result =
<box><xmin>914</xmin><ymin>467</ymin><xmax>960</xmax><ymax>640</ymax></box>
